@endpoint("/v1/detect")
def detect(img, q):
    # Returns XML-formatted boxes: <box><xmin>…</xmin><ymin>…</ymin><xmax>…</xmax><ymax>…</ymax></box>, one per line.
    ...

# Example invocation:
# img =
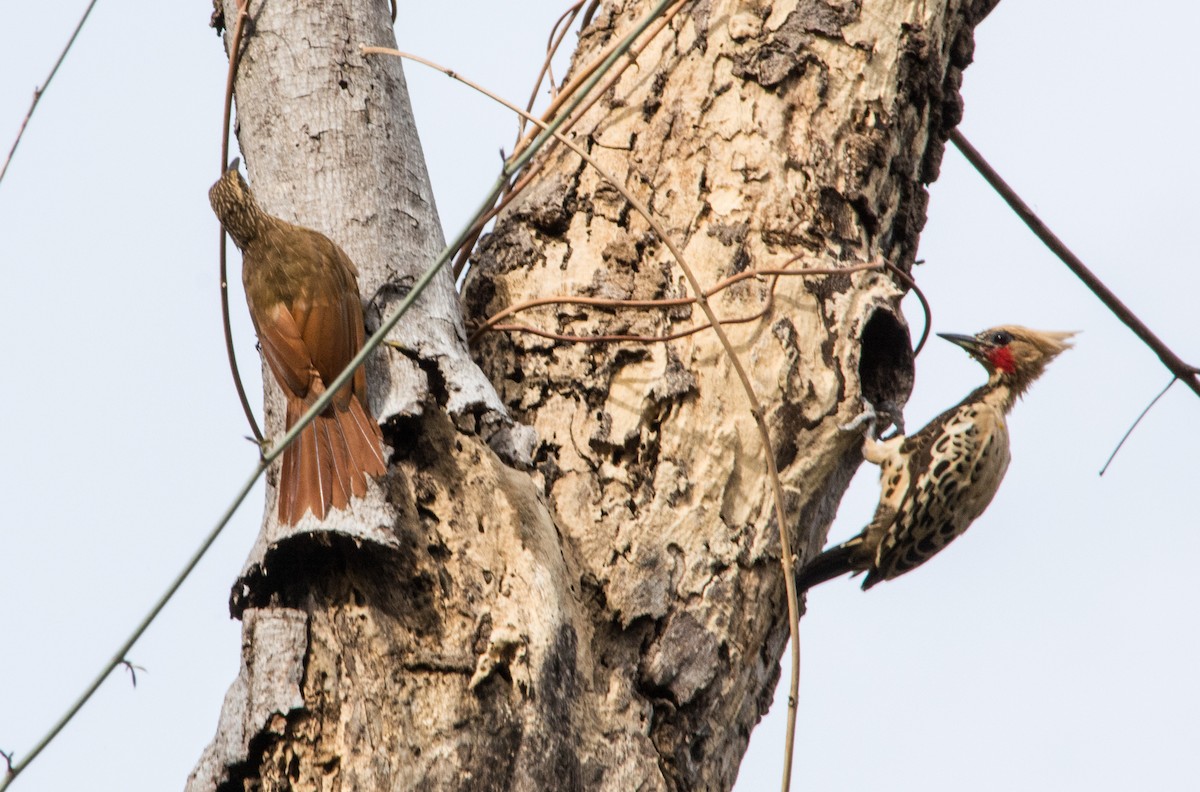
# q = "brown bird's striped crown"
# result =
<box><xmin>209</xmin><ymin>159</ymin><xmax>271</xmax><ymax>248</ymax></box>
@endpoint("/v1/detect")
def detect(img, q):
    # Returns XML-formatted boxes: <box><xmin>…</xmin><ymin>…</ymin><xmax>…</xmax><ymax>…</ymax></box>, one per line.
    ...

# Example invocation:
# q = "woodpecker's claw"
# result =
<box><xmin>875</xmin><ymin>400</ymin><xmax>906</xmax><ymax>439</ymax></box>
<box><xmin>840</xmin><ymin>399</ymin><xmax>905</xmax><ymax>440</ymax></box>
<box><xmin>839</xmin><ymin>403</ymin><xmax>877</xmax><ymax>436</ymax></box>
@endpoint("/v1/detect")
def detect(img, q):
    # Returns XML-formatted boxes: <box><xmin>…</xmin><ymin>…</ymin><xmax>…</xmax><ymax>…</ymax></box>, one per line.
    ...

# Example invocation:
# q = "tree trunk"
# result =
<box><xmin>189</xmin><ymin>0</ymin><xmax>997</xmax><ymax>790</ymax></box>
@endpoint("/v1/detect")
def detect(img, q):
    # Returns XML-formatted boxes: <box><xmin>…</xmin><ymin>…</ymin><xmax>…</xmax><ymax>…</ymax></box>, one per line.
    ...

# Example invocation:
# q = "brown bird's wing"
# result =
<box><xmin>284</xmin><ymin>231</ymin><xmax>367</xmax><ymax>409</ymax></box>
<box><xmin>331</xmin><ymin>242</ymin><xmax>370</xmax><ymax>406</ymax></box>
<box><xmin>245</xmin><ymin>229</ymin><xmax>384</xmax><ymax>525</ymax></box>
<box><xmin>253</xmin><ymin>301</ymin><xmax>320</xmax><ymax>400</ymax></box>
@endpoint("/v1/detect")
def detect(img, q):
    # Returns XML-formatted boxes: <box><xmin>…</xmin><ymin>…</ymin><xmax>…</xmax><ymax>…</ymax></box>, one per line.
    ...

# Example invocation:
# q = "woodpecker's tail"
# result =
<box><xmin>795</xmin><ymin>539</ymin><xmax>863</xmax><ymax>593</ymax></box>
<box><xmin>277</xmin><ymin>394</ymin><xmax>387</xmax><ymax>525</ymax></box>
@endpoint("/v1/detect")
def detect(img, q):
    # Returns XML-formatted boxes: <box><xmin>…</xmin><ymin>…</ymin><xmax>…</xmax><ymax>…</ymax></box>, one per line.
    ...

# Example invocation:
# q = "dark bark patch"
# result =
<box><xmin>510</xmin><ymin>172</ymin><xmax>575</xmax><ymax>236</ymax></box>
<box><xmin>458</xmin><ymin>681</ymin><xmax>524</xmax><ymax>791</ymax></box>
<box><xmin>769</xmin><ymin>317</ymin><xmax>825</xmax><ymax>469</ymax></box>
<box><xmin>794</xmin><ymin>0</ymin><xmax>861</xmax><ymax>37</ymax></box>
<box><xmin>609</xmin><ymin>544</ymin><xmax>675</xmax><ymax>626</ymax></box>
<box><xmin>732</xmin><ymin>2</ymin><xmax>860</xmax><ymax>88</ymax></box>
<box><xmin>639</xmin><ymin>611</ymin><xmax>720</xmax><ymax>705</ymax></box>
<box><xmin>230</xmin><ymin>531</ymin><xmax>440</xmax><ymax>634</ymax></box>
<box><xmin>648</xmin><ymin>350</ymin><xmax>698</xmax><ymax>405</ymax></box>
<box><xmin>707</xmin><ymin>220</ymin><xmax>749</xmax><ymax>248</ymax></box>
<box><xmin>643</xmin><ymin>70</ymin><xmax>669</xmax><ymax>120</ymax></box>
<box><xmin>772</xmin><ymin>401</ymin><xmax>822</xmax><ymax>471</ymax></box>
<box><xmin>215</xmin><ymin>708</ymin><xmax>313</xmax><ymax>792</ymax></box>
<box><xmin>523</xmin><ymin>625</ymin><xmax>584</xmax><ymax>789</ymax></box>
<box><xmin>732</xmin><ymin>17</ymin><xmax>814</xmax><ymax>88</ymax></box>
<box><xmin>815</xmin><ymin>186</ymin><xmax>864</xmax><ymax>244</ymax></box>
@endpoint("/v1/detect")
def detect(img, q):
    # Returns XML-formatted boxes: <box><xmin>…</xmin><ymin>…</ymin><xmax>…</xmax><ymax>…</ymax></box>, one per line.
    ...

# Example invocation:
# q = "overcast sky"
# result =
<box><xmin>0</xmin><ymin>2</ymin><xmax>1195</xmax><ymax>791</ymax></box>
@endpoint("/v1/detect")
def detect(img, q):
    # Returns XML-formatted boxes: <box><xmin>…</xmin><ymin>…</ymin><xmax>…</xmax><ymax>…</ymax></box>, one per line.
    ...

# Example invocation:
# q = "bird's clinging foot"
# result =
<box><xmin>839</xmin><ymin>398</ymin><xmax>905</xmax><ymax>440</ymax></box>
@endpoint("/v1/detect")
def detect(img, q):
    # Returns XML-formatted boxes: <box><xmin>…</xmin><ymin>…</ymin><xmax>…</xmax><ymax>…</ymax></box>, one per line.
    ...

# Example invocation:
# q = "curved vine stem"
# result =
<box><xmin>217</xmin><ymin>0</ymin><xmax>263</xmax><ymax>443</ymax></box>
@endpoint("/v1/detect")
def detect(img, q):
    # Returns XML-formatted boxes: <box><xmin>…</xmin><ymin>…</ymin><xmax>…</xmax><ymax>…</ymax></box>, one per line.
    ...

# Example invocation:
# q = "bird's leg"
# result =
<box><xmin>841</xmin><ymin>398</ymin><xmax>906</xmax><ymax>439</ymax></box>
<box><xmin>874</xmin><ymin>399</ymin><xmax>906</xmax><ymax>439</ymax></box>
<box><xmin>841</xmin><ymin>398</ymin><xmax>906</xmax><ymax>465</ymax></box>
<box><xmin>838</xmin><ymin>400</ymin><xmax>879</xmax><ymax>438</ymax></box>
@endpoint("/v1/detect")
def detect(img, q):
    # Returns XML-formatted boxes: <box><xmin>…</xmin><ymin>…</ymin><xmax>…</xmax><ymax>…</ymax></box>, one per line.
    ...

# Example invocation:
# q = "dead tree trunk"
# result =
<box><xmin>189</xmin><ymin>1</ymin><xmax>997</xmax><ymax>790</ymax></box>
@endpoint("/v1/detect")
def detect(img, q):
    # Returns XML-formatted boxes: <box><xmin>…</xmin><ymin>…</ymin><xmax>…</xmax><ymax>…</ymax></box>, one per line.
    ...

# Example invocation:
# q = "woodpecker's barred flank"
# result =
<box><xmin>797</xmin><ymin>325</ymin><xmax>1074</xmax><ymax>592</ymax></box>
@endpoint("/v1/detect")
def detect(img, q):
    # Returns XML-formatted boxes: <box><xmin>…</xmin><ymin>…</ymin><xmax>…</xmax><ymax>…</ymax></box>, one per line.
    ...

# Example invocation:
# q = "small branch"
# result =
<box><xmin>506</xmin><ymin>0</ymin><xmax>688</xmax><ymax>177</ymax></box>
<box><xmin>119</xmin><ymin>660</ymin><xmax>148</xmax><ymax>688</ymax></box>
<box><xmin>948</xmin><ymin>129</ymin><xmax>1200</xmax><ymax>399</ymax></box>
<box><xmin>517</xmin><ymin>1</ymin><xmax>586</xmax><ymax>140</ymax></box>
<box><xmin>884</xmin><ymin>261</ymin><xmax>932</xmax><ymax>356</ymax></box>
<box><xmin>0</xmin><ymin>0</ymin><xmax>101</xmax><ymax>187</ymax></box>
<box><xmin>470</xmin><ymin>260</ymin><xmax>886</xmax><ymax>345</ymax></box>
<box><xmin>1099</xmin><ymin>377</ymin><xmax>1176</xmax><ymax>476</ymax></box>
<box><xmin>452</xmin><ymin>0</ymin><xmax>688</xmax><ymax>280</ymax></box>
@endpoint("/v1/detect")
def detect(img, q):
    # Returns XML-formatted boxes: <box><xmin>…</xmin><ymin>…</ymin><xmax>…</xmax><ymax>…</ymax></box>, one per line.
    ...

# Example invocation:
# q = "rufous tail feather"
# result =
<box><xmin>278</xmin><ymin>395</ymin><xmax>386</xmax><ymax>525</ymax></box>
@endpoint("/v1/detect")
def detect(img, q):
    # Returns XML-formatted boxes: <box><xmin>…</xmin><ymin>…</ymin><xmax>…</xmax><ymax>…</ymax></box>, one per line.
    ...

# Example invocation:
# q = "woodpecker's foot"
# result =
<box><xmin>874</xmin><ymin>399</ymin><xmax>906</xmax><ymax>439</ymax></box>
<box><xmin>839</xmin><ymin>402</ymin><xmax>877</xmax><ymax>436</ymax></box>
<box><xmin>839</xmin><ymin>398</ymin><xmax>905</xmax><ymax>440</ymax></box>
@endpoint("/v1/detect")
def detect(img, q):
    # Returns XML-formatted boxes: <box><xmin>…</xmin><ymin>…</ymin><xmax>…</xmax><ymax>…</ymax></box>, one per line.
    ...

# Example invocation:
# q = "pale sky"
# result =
<box><xmin>0</xmin><ymin>2</ymin><xmax>1194</xmax><ymax>791</ymax></box>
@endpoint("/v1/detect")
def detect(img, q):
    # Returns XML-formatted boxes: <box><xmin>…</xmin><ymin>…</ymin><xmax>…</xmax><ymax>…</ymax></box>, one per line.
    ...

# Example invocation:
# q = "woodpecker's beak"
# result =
<box><xmin>938</xmin><ymin>332</ymin><xmax>984</xmax><ymax>356</ymax></box>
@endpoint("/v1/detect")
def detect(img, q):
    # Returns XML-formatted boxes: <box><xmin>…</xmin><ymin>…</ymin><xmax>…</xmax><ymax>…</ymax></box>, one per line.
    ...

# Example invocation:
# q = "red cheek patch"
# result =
<box><xmin>988</xmin><ymin>346</ymin><xmax>1016</xmax><ymax>373</ymax></box>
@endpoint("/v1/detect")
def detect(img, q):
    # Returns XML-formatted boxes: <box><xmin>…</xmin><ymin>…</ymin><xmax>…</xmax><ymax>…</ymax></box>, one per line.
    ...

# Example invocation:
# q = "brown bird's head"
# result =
<box><xmin>939</xmin><ymin>325</ymin><xmax>1075</xmax><ymax>399</ymax></box>
<box><xmin>209</xmin><ymin>158</ymin><xmax>265</xmax><ymax>248</ymax></box>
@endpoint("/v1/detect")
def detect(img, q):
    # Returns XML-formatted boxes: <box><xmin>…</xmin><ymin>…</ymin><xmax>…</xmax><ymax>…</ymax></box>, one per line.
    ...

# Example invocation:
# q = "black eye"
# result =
<box><xmin>990</xmin><ymin>331</ymin><xmax>1013</xmax><ymax>346</ymax></box>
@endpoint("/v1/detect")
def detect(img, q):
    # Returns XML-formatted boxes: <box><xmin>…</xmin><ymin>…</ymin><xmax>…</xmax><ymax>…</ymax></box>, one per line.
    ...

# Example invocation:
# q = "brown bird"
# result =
<box><xmin>209</xmin><ymin>160</ymin><xmax>386</xmax><ymax>525</ymax></box>
<box><xmin>798</xmin><ymin>325</ymin><xmax>1074</xmax><ymax>591</ymax></box>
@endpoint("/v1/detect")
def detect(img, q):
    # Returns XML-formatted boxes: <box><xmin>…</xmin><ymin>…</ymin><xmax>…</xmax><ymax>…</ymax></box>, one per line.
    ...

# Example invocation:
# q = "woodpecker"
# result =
<box><xmin>797</xmin><ymin>325</ymin><xmax>1074</xmax><ymax>591</ymax></box>
<box><xmin>210</xmin><ymin>160</ymin><xmax>387</xmax><ymax>525</ymax></box>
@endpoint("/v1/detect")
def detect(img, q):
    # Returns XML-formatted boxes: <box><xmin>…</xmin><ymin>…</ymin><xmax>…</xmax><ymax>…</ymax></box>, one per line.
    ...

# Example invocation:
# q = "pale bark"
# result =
<box><xmin>190</xmin><ymin>0</ymin><xmax>996</xmax><ymax>790</ymax></box>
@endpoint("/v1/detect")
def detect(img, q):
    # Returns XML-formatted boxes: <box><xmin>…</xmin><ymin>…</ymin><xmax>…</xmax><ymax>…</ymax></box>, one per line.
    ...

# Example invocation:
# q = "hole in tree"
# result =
<box><xmin>858</xmin><ymin>310</ymin><xmax>914</xmax><ymax>428</ymax></box>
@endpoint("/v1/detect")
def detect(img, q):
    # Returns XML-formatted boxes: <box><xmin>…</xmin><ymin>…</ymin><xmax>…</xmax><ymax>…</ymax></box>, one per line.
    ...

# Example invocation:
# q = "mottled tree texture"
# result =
<box><xmin>210</xmin><ymin>163</ymin><xmax>386</xmax><ymax>524</ymax></box>
<box><xmin>797</xmin><ymin>326</ymin><xmax>1073</xmax><ymax>591</ymax></box>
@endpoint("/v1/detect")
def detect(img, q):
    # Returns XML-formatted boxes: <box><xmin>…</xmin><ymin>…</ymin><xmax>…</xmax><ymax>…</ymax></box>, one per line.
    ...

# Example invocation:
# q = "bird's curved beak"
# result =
<box><xmin>937</xmin><ymin>332</ymin><xmax>983</xmax><ymax>354</ymax></box>
<box><xmin>227</xmin><ymin>157</ymin><xmax>241</xmax><ymax>173</ymax></box>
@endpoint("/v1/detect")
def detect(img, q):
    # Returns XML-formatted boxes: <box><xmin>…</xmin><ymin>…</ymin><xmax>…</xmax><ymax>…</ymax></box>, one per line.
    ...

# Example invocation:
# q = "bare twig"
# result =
<box><xmin>949</xmin><ymin>129</ymin><xmax>1200</xmax><ymax>399</ymax></box>
<box><xmin>470</xmin><ymin>260</ymin><xmax>887</xmax><ymax>345</ymax></box>
<box><xmin>0</xmin><ymin>0</ymin><xmax>101</xmax><ymax>187</ymax></box>
<box><xmin>884</xmin><ymin>261</ymin><xmax>932</xmax><ymax>356</ymax></box>
<box><xmin>508</xmin><ymin>0</ymin><xmax>688</xmax><ymax>178</ymax></box>
<box><xmin>0</xmin><ymin>456</ymin><xmax>266</xmax><ymax>792</ymax></box>
<box><xmin>1099</xmin><ymin>377</ymin><xmax>1176</xmax><ymax>476</ymax></box>
<box><xmin>451</xmin><ymin>0</ymin><xmax>687</xmax><ymax>280</ymax></box>
<box><xmin>518</xmin><ymin>1</ymin><xmax>586</xmax><ymax>140</ymax></box>
<box><xmin>119</xmin><ymin>660</ymin><xmax>147</xmax><ymax>688</ymax></box>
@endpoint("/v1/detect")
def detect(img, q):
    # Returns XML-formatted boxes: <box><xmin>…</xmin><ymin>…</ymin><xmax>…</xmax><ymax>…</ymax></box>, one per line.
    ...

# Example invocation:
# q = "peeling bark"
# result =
<box><xmin>191</xmin><ymin>0</ymin><xmax>997</xmax><ymax>790</ymax></box>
